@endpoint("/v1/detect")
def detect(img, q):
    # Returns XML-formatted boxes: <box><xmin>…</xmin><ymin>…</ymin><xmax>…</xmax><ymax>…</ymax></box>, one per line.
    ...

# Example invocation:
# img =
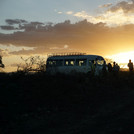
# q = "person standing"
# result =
<box><xmin>107</xmin><ymin>63</ymin><xmax>112</xmax><ymax>72</ymax></box>
<box><xmin>128</xmin><ymin>59</ymin><xmax>133</xmax><ymax>72</ymax></box>
<box><xmin>112</xmin><ymin>62</ymin><xmax>120</xmax><ymax>77</ymax></box>
<box><xmin>91</xmin><ymin>60</ymin><xmax>95</xmax><ymax>76</ymax></box>
<box><xmin>102</xmin><ymin>61</ymin><xmax>107</xmax><ymax>76</ymax></box>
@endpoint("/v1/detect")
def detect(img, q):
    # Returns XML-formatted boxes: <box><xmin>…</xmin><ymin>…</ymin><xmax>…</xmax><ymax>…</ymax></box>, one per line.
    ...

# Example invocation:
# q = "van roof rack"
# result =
<box><xmin>48</xmin><ymin>52</ymin><xmax>86</xmax><ymax>57</ymax></box>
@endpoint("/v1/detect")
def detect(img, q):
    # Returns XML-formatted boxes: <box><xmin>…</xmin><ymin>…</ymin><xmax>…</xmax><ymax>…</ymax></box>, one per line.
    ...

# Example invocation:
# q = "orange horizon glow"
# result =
<box><xmin>106</xmin><ymin>51</ymin><xmax>134</xmax><ymax>68</ymax></box>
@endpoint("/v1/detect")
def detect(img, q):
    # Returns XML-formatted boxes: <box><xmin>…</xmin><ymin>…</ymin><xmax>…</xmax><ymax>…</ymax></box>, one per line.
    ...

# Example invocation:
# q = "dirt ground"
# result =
<box><xmin>1</xmin><ymin>71</ymin><xmax>134</xmax><ymax>134</ymax></box>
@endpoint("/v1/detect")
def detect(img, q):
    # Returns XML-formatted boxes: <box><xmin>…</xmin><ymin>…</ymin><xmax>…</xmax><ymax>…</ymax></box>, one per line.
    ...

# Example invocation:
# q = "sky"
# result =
<box><xmin>1</xmin><ymin>0</ymin><xmax>134</xmax><ymax>72</ymax></box>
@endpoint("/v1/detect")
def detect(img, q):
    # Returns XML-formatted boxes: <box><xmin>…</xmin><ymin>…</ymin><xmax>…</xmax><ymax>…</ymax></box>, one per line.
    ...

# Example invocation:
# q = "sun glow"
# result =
<box><xmin>106</xmin><ymin>51</ymin><xmax>134</xmax><ymax>68</ymax></box>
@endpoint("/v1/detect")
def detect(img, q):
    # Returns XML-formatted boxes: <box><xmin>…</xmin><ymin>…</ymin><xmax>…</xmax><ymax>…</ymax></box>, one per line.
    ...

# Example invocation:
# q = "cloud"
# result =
<box><xmin>10</xmin><ymin>45</ymin><xmax>71</xmax><ymax>55</ymax></box>
<box><xmin>55</xmin><ymin>1</ymin><xmax>134</xmax><ymax>26</ymax></box>
<box><xmin>10</xmin><ymin>63</ymin><xmax>20</xmax><ymax>67</ymax></box>
<box><xmin>50</xmin><ymin>44</ymin><xmax>69</xmax><ymax>50</ymax></box>
<box><xmin>2</xmin><ymin>19</ymin><xmax>44</xmax><ymax>32</ymax></box>
<box><xmin>6</xmin><ymin>19</ymin><xmax>28</xmax><ymax>25</ymax></box>
<box><xmin>94</xmin><ymin>9</ymin><xmax>134</xmax><ymax>26</ymax></box>
<box><xmin>9</xmin><ymin>46</ymin><xmax>51</xmax><ymax>55</ymax></box>
<box><xmin>54</xmin><ymin>9</ymin><xmax>63</xmax><ymax>14</ymax></box>
<box><xmin>9</xmin><ymin>48</ymin><xmax>37</xmax><ymax>55</ymax></box>
<box><xmin>0</xmin><ymin>25</ymin><xmax>17</xmax><ymax>30</ymax></box>
<box><xmin>30</xmin><ymin>22</ymin><xmax>44</xmax><ymax>25</ymax></box>
<box><xmin>0</xmin><ymin>48</ymin><xmax>9</xmax><ymax>56</ymax></box>
<box><xmin>74</xmin><ymin>11</ymin><xmax>92</xmax><ymax>19</ymax></box>
<box><xmin>1</xmin><ymin>19</ymin><xmax>134</xmax><ymax>56</ymax></box>
<box><xmin>66</xmin><ymin>11</ymin><xmax>73</xmax><ymax>15</ymax></box>
<box><xmin>64</xmin><ymin>44</ymin><xmax>69</xmax><ymax>49</ymax></box>
<box><xmin>19</xmin><ymin>22</ymin><xmax>45</xmax><ymax>32</ymax></box>
<box><xmin>0</xmin><ymin>44</ymin><xmax>34</xmax><ymax>52</ymax></box>
<box><xmin>58</xmin><ymin>11</ymin><xmax>62</xmax><ymax>14</ymax></box>
<box><xmin>57</xmin><ymin>1</ymin><xmax>134</xmax><ymax>26</ymax></box>
<box><xmin>108</xmin><ymin>0</ymin><xmax>134</xmax><ymax>13</ymax></box>
<box><xmin>99</xmin><ymin>3</ymin><xmax>112</xmax><ymax>8</ymax></box>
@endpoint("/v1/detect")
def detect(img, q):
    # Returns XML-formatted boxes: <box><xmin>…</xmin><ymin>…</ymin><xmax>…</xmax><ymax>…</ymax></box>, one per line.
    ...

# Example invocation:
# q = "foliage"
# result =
<box><xmin>105</xmin><ymin>58</ymin><xmax>113</xmax><ymax>64</ymax></box>
<box><xmin>0</xmin><ymin>55</ymin><xmax>5</xmax><ymax>68</ymax></box>
<box><xmin>17</xmin><ymin>56</ymin><xmax>46</xmax><ymax>73</ymax></box>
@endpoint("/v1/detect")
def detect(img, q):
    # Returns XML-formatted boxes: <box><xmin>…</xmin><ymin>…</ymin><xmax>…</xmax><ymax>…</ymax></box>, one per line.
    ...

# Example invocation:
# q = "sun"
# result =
<box><xmin>106</xmin><ymin>51</ymin><xmax>134</xmax><ymax>68</ymax></box>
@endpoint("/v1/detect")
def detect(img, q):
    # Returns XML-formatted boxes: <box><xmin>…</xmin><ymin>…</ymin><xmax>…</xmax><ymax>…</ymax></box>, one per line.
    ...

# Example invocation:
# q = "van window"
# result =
<box><xmin>56</xmin><ymin>60</ymin><xmax>63</xmax><ymax>66</ymax></box>
<box><xmin>47</xmin><ymin>60</ymin><xmax>63</xmax><ymax>66</ymax></box>
<box><xmin>64</xmin><ymin>59</ymin><xmax>75</xmax><ymax>66</ymax></box>
<box><xmin>76</xmin><ymin>59</ymin><xmax>87</xmax><ymax>66</ymax></box>
<box><xmin>96</xmin><ymin>60</ymin><xmax>104</xmax><ymax>65</ymax></box>
<box><xmin>47</xmin><ymin>60</ymin><xmax>56</xmax><ymax>65</ymax></box>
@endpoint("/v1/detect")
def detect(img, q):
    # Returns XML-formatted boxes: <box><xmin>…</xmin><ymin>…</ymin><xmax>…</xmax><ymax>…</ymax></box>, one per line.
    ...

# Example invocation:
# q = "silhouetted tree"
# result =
<box><xmin>105</xmin><ymin>58</ymin><xmax>113</xmax><ymax>65</ymax></box>
<box><xmin>17</xmin><ymin>56</ymin><xmax>46</xmax><ymax>73</ymax></box>
<box><xmin>0</xmin><ymin>56</ymin><xmax>5</xmax><ymax>68</ymax></box>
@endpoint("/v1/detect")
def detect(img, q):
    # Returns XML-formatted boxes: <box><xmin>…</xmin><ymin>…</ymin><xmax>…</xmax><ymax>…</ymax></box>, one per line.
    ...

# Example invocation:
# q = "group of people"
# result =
<box><xmin>102</xmin><ymin>61</ymin><xmax>120</xmax><ymax>77</ymax></box>
<box><xmin>91</xmin><ymin>60</ymin><xmax>120</xmax><ymax>76</ymax></box>
<box><xmin>107</xmin><ymin>62</ymin><xmax>120</xmax><ymax>73</ymax></box>
<box><xmin>102</xmin><ymin>59</ymin><xmax>134</xmax><ymax>76</ymax></box>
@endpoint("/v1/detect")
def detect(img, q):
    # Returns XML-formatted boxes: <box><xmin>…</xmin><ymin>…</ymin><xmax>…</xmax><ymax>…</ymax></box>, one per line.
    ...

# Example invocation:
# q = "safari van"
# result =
<box><xmin>46</xmin><ymin>53</ymin><xmax>105</xmax><ymax>75</ymax></box>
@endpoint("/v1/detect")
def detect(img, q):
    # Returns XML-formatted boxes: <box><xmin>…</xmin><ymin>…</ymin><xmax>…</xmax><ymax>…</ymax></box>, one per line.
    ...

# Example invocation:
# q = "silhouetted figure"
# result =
<box><xmin>128</xmin><ymin>59</ymin><xmax>133</xmax><ymax>72</ymax></box>
<box><xmin>102</xmin><ymin>61</ymin><xmax>107</xmax><ymax>76</ymax></box>
<box><xmin>115</xmin><ymin>63</ymin><xmax>120</xmax><ymax>72</ymax></box>
<box><xmin>113</xmin><ymin>62</ymin><xmax>120</xmax><ymax>77</ymax></box>
<box><xmin>112</xmin><ymin>62</ymin><xmax>116</xmax><ymax>70</ymax></box>
<box><xmin>107</xmin><ymin>63</ymin><xmax>112</xmax><ymax>72</ymax></box>
<box><xmin>91</xmin><ymin>60</ymin><xmax>95</xmax><ymax>76</ymax></box>
<box><xmin>102</xmin><ymin>61</ymin><xmax>106</xmax><ymax>70</ymax></box>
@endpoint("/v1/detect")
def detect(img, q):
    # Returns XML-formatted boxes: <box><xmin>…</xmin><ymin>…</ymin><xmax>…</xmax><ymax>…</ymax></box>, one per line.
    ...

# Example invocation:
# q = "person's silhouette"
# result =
<box><xmin>128</xmin><ymin>59</ymin><xmax>133</xmax><ymax>72</ymax></box>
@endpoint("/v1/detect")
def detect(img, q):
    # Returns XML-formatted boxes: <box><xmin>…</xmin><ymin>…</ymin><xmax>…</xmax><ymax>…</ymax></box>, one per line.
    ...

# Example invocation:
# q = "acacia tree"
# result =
<box><xmin>17</xmin><ymin>56</ymin><xmax>46</xmax><ymax>73</ymax></box>
<box><xmin>0</xmin><ymin>56</ymin><xmax>5</xmax><ymax>68</ymax></box>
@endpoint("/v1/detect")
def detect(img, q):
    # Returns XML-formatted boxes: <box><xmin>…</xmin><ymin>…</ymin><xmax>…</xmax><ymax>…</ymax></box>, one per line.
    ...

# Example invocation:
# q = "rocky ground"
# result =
<box><xmin>1</xmin><ymin>71</ymin><xmax>134</xmax><ymax>134</ymax></box>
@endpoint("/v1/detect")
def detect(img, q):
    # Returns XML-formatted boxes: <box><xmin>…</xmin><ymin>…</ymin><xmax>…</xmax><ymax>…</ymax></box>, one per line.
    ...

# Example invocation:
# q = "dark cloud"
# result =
<box><xmin>3</xmin><ymin>19</ymin><xmax>44</xmax><ymax>31</ymax></box>
<box><xmin>2</xmin><ymin>19</ymin><xmax>51</xmax><ymax>32</ymax></box>
<box><xmin>19</xmin><ymin>21</ymin><xmax>45</xmax><ymax>31</ymax></box>
<box><xmin>0</xmin><ymin>25</ymin><xmax>17</xmax><ymax>30</ymax></box>
<box><xmin>108</xmin><ymin>0</ymin><xmax>134</xmax><ymax>13</ymax></box>
<box><xmin>30</xmin><ymin>21</ymin><xmax>44</xmax><ymax>25</ymax></box>
<box><xmin>6</xmin><ymin>19</ymin><xmax>28</xmax><ymax>25</ymax></box>
<box><xmin>1</xmin><ymin>19</ymin><xmax>134</xmax><ymax>55</ymax></box>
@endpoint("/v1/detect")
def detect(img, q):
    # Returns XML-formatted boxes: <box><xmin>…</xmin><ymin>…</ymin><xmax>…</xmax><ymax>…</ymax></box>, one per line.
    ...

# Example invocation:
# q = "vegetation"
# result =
<box><xmin>0</xmin><ymin>56</ymin><xmax>5</xmax><ymax>73</ymax></box>
<box><xmin>0</xmin><ymin>55</ymin><xmax>4</xmax><ymax>68</ymax></box>
<box><xmin>1</xmin><ymin>71</ymin><xmax>134</xmax><ymax>134</ymax></box>
<box><xmin>17</xmin><ymin>56</ymin><xmax>46</xmax><ymax>73</ymax></box>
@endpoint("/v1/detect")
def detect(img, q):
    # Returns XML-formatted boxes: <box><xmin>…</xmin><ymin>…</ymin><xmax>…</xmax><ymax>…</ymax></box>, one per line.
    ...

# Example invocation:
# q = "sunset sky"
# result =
<box><xmin>1</xmin><ymin>0</ymin><xmax>134</xmax><ymax>72</ymax></box>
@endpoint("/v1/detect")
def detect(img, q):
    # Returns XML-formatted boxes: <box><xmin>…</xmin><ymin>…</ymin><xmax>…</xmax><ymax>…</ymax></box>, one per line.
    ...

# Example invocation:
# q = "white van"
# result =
<box><xmin>46</xmin><ymin>53</ymin><xmax>105</xmax><ymax>75</ymax></box>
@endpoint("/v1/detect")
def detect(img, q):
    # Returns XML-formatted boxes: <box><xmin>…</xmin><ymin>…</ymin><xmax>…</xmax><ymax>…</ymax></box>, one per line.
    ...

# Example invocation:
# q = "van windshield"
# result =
<box><xmin>96</xmin><ymin>60</ymin><xmax>104</xmax><ymax>65</ymax></box>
